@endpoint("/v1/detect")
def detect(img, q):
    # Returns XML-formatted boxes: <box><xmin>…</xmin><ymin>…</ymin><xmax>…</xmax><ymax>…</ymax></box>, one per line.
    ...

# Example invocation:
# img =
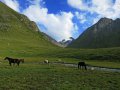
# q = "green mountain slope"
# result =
<box><xmin>68</xmin><ymin>18</ymin><xmax>120</xmax><ymax>48</ymax></box>
<box><xmin>0</xmin><ymin>2</ymin><xmax>58</xmax><ymax>57</ymax></box>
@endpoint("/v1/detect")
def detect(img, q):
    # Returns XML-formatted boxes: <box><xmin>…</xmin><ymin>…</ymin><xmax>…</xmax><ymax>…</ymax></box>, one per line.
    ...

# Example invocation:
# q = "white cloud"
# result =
<box><xmin>113</xmin><ymin>0</ymin><xmax>120</xmax><ymax>18</ymax></box>
<box><xmin>67</xmin><ymin>0</ymin><xmax>89</xmax><ymax>11</ymax></box>
<box><xmin>68</xmin><ymin>0</ymin><xmax>120</xmax><ymax>19</ymax></box>
<box><xmin>23</xmin><ymin>0</ymin><xmax>77</xmax><ymax>41</ymax></box>
<box><xmin>0</xmin><ymin>0</ymin><xmax>20</xmax><ymax>12</ymax></box>
<box><xmin>75</xmin><ymin>12</ymin><xmax>87</xmax><ymax>23</ymax></box>
<box><xmin>91</xmin><ymin>0</ymin><xmax>115</xmax><ymax>19</ymax></box>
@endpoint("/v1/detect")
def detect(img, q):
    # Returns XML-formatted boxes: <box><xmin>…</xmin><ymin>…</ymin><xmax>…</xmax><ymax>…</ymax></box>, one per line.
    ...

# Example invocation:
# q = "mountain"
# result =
<box><xmin>68</xmin><ymin>17</ymin><xmax>120</xmax><ymax>48</ymax></box>
<box><xmin>41</xmin><ymin>33</ymin><xmax>75</xmax><ymax>47</ymax></box>
<box><xmin>41</xmin><ymin>32</ymin><xmax>65</xmax><ymax>47</ymax></box>
<box><xmin>0</xmin><ymin>2</ymin><xmax>58</xmax><ymax>57</ymax></box>
<box><xmin>0</xmin><ymin>2</ymin><xmax>120</xmax><ymax>62</ymax></box>
<box><xmin>59</xmin><ymin>37</ymin><xmax>75</xmax><ymax>47</ymax></box>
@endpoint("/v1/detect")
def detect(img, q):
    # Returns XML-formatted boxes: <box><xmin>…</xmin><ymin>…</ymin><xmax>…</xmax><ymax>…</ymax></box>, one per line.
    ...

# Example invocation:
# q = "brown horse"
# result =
<box><xmin>78</xmin><ymin>62</ymin><xmax>87</xmax><ymax>70</ymax></box>
<box><xmin>4</xmin><ymin>57</ymin><xmax>24</xmax><ymax>66</ymax></box>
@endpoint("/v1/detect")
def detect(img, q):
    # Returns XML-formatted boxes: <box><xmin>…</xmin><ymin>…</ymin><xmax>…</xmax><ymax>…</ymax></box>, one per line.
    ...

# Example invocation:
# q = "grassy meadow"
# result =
<box><xmin>0</xmin><ymin>55</ymin><xmax>120</xmax><ymax>90</ymax></box>
<box><xmin>1</xmin><ymin>45</ymin><xmax>120</xmax><ymax>90</ymax></box>
<box><xmin>0</xmin><ymin>61</ymin><xmax>120</xmax><ymax>90</ymax></box>
<box><xmin>0</xmin><ymin>46</ymin><xmax>120</xmax><ymax>90</ymax></box>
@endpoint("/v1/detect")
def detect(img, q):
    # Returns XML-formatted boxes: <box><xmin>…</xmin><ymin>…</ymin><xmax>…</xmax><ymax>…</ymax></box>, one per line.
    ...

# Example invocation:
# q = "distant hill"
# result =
<box><xmin>68</xmin><ymin>18</ymin><xmax>120</xmax><ymax>48</ymax></box>
<box><xmin>0</xmin><ymin>2</ymin><xmax>58</xmax><ymax>57</ymax></box>
<box><xmin>41</xmin><ymin>32</ymin><xmax>65</xmax><ymax>47</ymax></box>
<box><xmin>59</xmin><ymin>37</ymin><xmax>75</xmax><ymax>47</ymax></box>
<box><xmin>41</xmin><ymin>33</ymin><xmax>75</xmax><ymax>47</ymax></box>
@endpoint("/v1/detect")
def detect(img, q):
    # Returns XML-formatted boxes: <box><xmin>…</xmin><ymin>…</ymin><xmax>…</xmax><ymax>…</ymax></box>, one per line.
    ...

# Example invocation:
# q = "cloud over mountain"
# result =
<box><xmin>22</xmin><ymin>1</ymin><xmax>77</xmax><ymax>41</ymax></box>
<box><xmin>68</xmin><ymin>0</ymin><xmax>120</xmax><ymax>19</ymax></box>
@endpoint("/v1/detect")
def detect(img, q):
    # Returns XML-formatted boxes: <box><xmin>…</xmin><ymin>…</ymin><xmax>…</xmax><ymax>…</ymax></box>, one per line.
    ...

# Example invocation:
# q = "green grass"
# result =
<box><xmin>0</xmin><ymin>62</ymin><xmax>120</xmax><ymax>90</ymax></box>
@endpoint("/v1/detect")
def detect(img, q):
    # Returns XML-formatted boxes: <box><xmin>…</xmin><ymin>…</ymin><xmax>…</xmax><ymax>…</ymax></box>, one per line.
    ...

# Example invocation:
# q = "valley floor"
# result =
<box><xmin>0</xmin><ymin>60</ymin><xmax>120</xmax><ymax>90</ymax></box>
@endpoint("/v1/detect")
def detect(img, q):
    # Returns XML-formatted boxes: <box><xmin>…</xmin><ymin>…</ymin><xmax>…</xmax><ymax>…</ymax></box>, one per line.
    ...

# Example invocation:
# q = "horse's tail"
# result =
<box><xmin>20</xmin><ymin>59</ymin><xmax>24</xmax><ymax>63</ymax></box>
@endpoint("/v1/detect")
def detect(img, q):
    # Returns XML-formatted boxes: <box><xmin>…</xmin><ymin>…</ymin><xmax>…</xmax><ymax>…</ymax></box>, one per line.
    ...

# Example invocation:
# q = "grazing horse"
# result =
<box><xmin>44</xmin><ymin>60</ymin><xmax>49</xmax><ymax>64</ymax></box>
<box><xmin>78</xmin><ymin>62</ymin><xmax>87</xmax><ymax>70</ymax></box>
<box><xmin>4</xmin><ymin>57</ymin><xmax>24</xmax><ymax>66</ymax></box>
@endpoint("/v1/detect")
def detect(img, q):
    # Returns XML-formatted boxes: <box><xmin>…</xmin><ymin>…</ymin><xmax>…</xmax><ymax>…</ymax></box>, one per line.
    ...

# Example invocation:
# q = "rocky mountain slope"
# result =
<box><xmin>68</xmin><ymin>18</ymin><xmax>120</xmax><ymax>48</ymax></box>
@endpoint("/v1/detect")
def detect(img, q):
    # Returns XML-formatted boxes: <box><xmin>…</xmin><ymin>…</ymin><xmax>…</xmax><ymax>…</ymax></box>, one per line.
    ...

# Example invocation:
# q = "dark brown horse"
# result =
<box><xmin>78</xmin><ymin>62</ymin><xmax>87</xmax><ymax>70</ymax></box>
<box><xmin>4</xmin><ymin>57</ymin><xmax>24</xmax><ymax>66</ymax></box>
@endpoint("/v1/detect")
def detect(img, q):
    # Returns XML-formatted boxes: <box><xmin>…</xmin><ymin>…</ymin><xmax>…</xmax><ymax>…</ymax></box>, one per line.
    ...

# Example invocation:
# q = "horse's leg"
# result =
<box><xmin>78</xmin><ymin>64</ymin><xmax>80</xmax><ymax>69</ymax></box>
<box><xmin>17</xmin><ymin>62</ymin><xmax>20</xmax><ymax>66</ymax></box>
<box><xmin>9</xmin><ymin>62</ymin><xmax>11</xmax><ymax>66</ymax></box>
<box><xmin>85</xmin><ymin>65</ymin><xmax>87</xmax><ymax>70</ymax></box>
<box><xmin>13</xmin><ymin>63</ymin><xmax>15</xmax><ymax>66</ymax></box>
<box><xmin>82</xmin><ymin>66</ymin><xmax>84</xmax><ymax>70</ymax></box>
<box><xmin>80</xmin><ymin>65</ymin><xmax>82</xmax><ymax>69</ymax></box>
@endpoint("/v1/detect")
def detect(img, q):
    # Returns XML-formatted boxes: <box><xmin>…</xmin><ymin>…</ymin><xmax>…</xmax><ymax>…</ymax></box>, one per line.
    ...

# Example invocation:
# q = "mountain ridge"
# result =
<box><xmin>68</xmin><ymin>18</ymin><xmax>120</xmax><ymax>48</ymax></box>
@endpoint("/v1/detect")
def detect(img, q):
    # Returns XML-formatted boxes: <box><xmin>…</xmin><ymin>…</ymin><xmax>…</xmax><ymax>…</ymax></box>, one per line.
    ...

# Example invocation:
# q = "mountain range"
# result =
<box><xmin>0</xmin><ymin>2</ymin><xmax>120</xmax><ymax>61</ymax></box>
<box><xmin>0</xmin><ymin>1</ymin><xmax>120</xmax><ymax>54</ymax></box>
<box><xmin>68</xmin><ymin>17</ymin><xmax>120</xmax><ymax>48</ymax></box>
<box><xmin>59</xmin><ymin>37</ymin><xmax>75</xmax><ymax>47</ymax></box>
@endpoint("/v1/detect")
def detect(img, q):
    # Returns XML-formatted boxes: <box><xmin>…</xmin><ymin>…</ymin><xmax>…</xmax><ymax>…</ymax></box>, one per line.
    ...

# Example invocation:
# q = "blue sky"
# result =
<box><xmin>0</xmin><ymin>0</ymin><xmax>120</xmax><ymax>41</ymax></box>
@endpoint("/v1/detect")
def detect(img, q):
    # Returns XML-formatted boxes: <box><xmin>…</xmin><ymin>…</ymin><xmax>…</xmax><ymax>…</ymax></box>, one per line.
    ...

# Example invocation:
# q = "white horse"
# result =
<box><xmin>44</xmin><ymin>60</ymin><xmax>49</xmax><ymax>64</ymax></box>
